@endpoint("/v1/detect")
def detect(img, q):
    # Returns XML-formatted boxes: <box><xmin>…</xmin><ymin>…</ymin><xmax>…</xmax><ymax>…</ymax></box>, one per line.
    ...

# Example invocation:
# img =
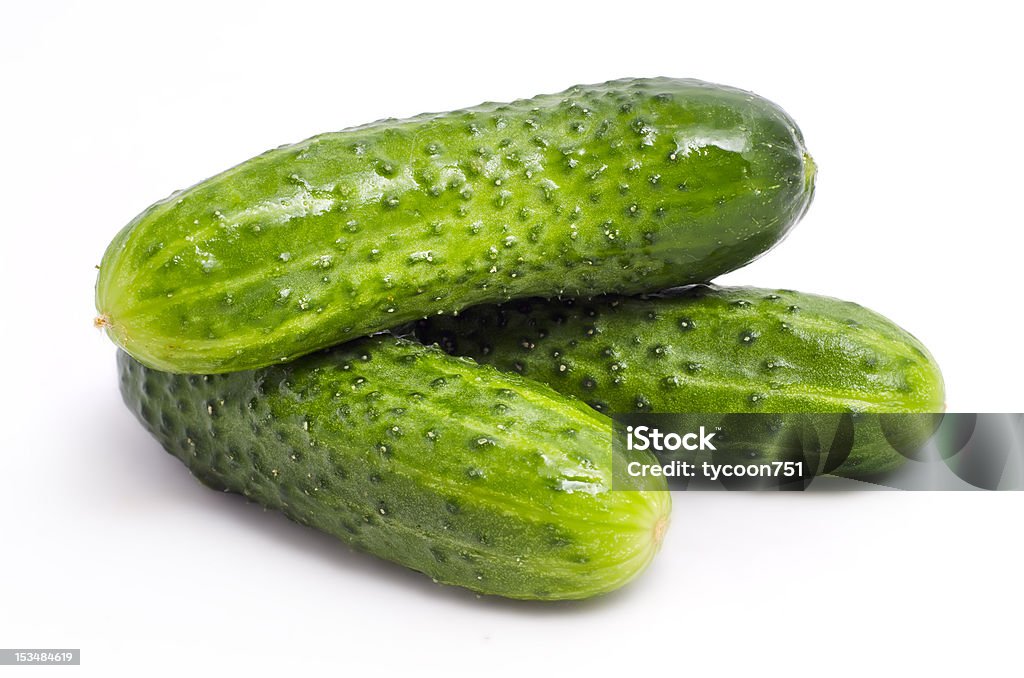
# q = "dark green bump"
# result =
<box><xmin>649</xmin><ymin>345</ymin><xmax>669</xmax><ymax>358</ymax></box>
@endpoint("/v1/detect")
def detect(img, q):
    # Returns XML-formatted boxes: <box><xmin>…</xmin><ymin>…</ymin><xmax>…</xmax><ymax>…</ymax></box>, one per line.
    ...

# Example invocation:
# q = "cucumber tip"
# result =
<box><xmin>803</xmin><ymin>152</ymin><xmax>817</xmax><ymax>185</ymax></box>
<box><xmin>653</xmin><ymin>513</ymin><xmax>669</xmax><ymax>547</ymax></box>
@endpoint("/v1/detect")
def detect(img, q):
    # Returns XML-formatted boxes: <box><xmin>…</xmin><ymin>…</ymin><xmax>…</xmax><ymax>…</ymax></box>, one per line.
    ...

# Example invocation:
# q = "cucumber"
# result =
<box><xmin>412</xmin><ymin>285</ymin><xmax>945</xmax><ymax>477</ymax></box>
<box><xmin>118</xmin><ymin>335</ymin><xmax>670</xmax><ymax>600</ymax></box>
<box><xmin>97</xmin><ymin>78</ymin><xmax>815</xmax><ymax>373</ymax></box>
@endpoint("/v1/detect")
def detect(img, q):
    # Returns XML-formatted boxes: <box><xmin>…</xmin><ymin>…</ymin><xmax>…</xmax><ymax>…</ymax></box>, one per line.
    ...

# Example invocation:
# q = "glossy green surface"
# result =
<box><xmin>413</xmin><ymin>286</ymin><xmax>945</xmax><ymax>477</ymax></box>
<box><xmin>118</xmin><ymin>336</ymin><xmax>670</xmax><ymax>600</ymax></box>
<box><xmin>97</xmin><ymin>78</ymin><xmax>814</xmax><ymax>373</ymax></box>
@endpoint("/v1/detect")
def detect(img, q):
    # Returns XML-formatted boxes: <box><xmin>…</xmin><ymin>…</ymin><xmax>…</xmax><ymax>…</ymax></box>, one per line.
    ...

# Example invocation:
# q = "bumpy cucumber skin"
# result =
<box><xmin>98</xmin><ymin>78</ymin><xmax>814</xmax><ymax>373</ymax></box>
<box><xmin>118</xmin><ymin>336</ymin><xmax>670</xmax><ymax>600</ymax></box>
<box><xmin>413</xmin><ymin>286</ymin><xmax>945</xmax><ymax>477</ymax></box>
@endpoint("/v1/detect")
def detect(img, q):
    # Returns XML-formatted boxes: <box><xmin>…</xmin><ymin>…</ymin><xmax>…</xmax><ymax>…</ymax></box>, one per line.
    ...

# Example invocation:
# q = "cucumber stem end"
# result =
<box><xmin>652</xmin><ymin>513</ymin><xmax>669</xmax><ymax>547</ymax></box>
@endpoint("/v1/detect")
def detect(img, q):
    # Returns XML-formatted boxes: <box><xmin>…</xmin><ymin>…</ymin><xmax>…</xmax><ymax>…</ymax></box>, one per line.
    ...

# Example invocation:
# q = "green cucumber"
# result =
<box><xmin>97</xmin><ymin>78</ymin><xmax>815</xmax><ymax>373</ymax></box>
<box><xmin>118</xmin><ymin>335</ymin><xmax>670</xmax><ymax>600</ymax></box>
<box><xmin>413</xmin><ymin>285</ymin><xmax>945</xmax><ymax>477</ymax></box>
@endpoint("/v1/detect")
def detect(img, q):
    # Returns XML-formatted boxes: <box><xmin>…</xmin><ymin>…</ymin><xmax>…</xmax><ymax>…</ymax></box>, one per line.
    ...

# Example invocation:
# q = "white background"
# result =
<box><xmin>2</xmin><ymin>1</ymin><xmax>1022</xmax><ymax>675</ymax></box>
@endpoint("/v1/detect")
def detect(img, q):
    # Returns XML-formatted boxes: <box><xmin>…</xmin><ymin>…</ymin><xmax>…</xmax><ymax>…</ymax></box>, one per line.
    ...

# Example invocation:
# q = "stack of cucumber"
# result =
<box><xmin>96</xmin><ymin>78</ymin><xmax>943</xmax><ymax>600</ymax></box>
